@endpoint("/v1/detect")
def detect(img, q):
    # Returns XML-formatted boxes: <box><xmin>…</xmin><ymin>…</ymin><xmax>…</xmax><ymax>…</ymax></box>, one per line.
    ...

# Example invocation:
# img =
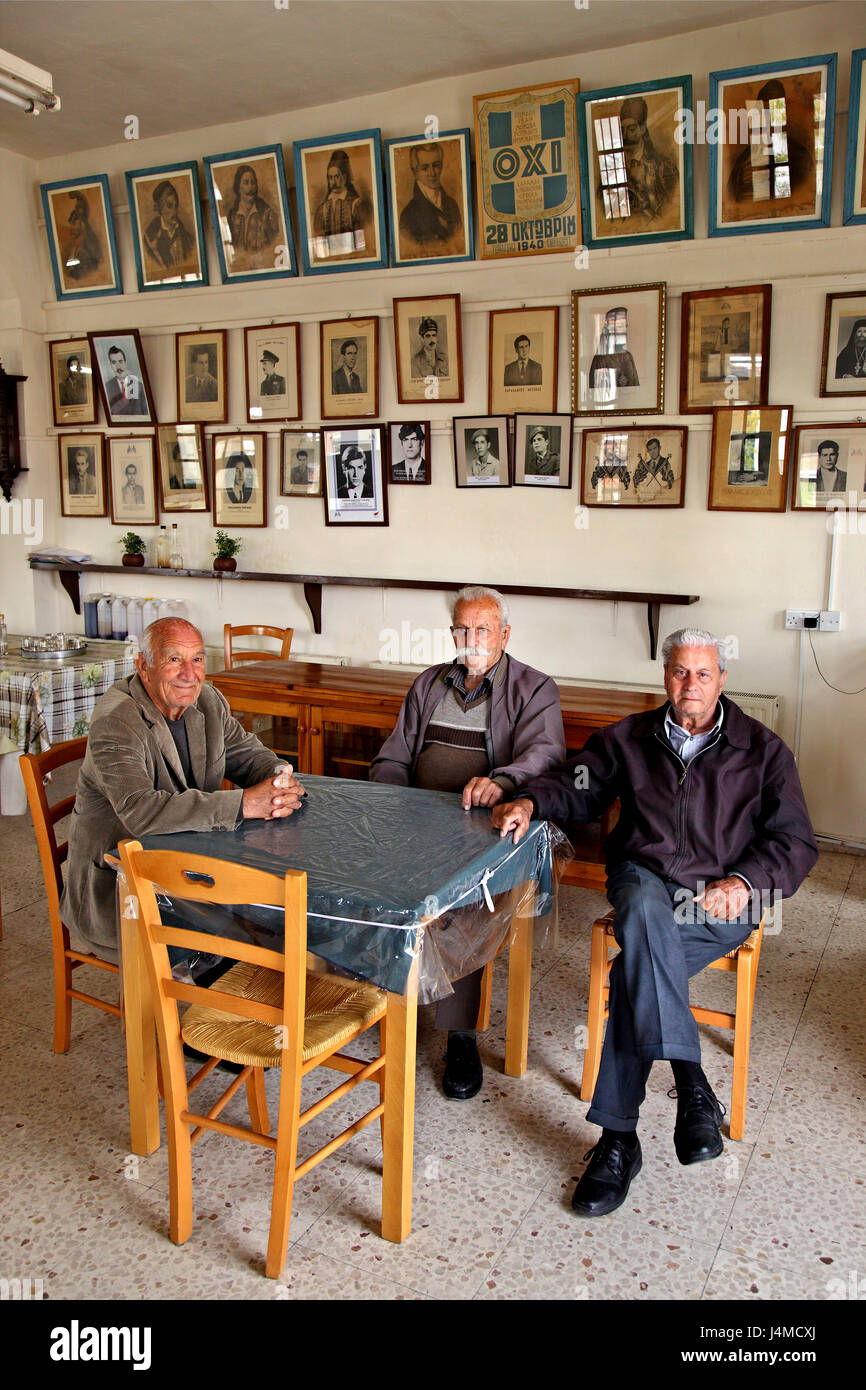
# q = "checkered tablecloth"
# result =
<box><xmin>0</xmin><ymin>641</ymin><xmax>137</xmax><ymax>754</ymax></box>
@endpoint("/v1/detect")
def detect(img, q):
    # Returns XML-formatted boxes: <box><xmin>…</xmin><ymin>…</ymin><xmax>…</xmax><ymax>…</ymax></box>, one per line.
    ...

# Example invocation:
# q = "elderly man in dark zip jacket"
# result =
<box><xmin>493</xmin><ymin>628</ymin><xmax>817</xmax><ymax>1216</ymax></box>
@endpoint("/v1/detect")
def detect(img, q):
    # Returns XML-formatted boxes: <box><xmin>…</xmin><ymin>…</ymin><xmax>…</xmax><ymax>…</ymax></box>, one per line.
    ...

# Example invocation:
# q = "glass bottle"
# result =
<box><xmin>170</xmin><ymin>523</ymin><xmax>183</xmax><ymax>570</ymax></box>
<box><xmin>0</xmin><ymin>612</ymin><xmax>7</xmax><ymax>656</ymax></box>
<box><xmin>156</xmin><ymin>525</ymin><xmax>170</xmax><ymax>568</ymax></box>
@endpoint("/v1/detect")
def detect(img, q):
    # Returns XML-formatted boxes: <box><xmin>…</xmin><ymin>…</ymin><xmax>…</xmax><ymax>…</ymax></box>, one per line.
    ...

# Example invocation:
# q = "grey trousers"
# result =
<box><xmin>586</xmin><ymin>860</ymin><xmax>755</xmax><ymax>1132</ymax></box>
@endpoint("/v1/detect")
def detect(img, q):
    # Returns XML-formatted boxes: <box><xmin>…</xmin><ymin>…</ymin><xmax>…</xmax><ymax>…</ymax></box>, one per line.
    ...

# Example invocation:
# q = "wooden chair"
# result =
<box><xmin>19</xmin><ymin>738</ymin><xmax>121</xmax><ymax>1051</ymax></box>
<box><xmin>579</xmin><ymin>908</ymin><xmax>765</xmax><ymax>1141</ymax></box>
<box><xmin>118</xmin><ymin>839</ymin><xmax>390</xmax><ymax>1279</ymax></box>
<box><xmin>223</xmin><ymin>624</ymin><xmax>293</xmax><ymax>670</ymax></box>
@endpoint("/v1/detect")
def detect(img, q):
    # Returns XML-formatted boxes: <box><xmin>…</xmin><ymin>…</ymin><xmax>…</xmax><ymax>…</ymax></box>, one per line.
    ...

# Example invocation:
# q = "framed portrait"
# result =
<box><xmin>708</xmin><ymin>406</ymin><xmax>792</xmax><ymax>512</ymax></box>
<box><xmin>48</xmin><ymin>338</ymin><xmax>96</xmax><ymax>426</ymax></box>
<box><xmin>572</xmin><ymin>283</ymin><xmax>665</xmax><ymax>416</ymax></box>
<box><xmin>452</xmin><ymin>416</ymin><xmax>510</xmax><ymax>488</ymax></box>
<box><xmin>88</xmin><ymin>329</ymin><xmax>156</xmax><ymax>427</ymax></box>
<box><xmin>322</xmin><ymin>425</ymin><xmax>388</xmax><ymax>526</ymax></box>
<box><xmin>580</xmin><ymin>425</ymin><xmax>688</xmax><ymax>508</ymax></box>
<box><xmin>293</xmin><ymin>130</ymin><xmax>388</xmax><ymax>275</ymax></box>
<box><xmin>281</xmin><ymin>429</ymin><xmax>322</xmax><ymax>497</ymax></box>
<box><xmin>577</xmin><ymin>75</ymin><xmax>693</xmax><ymax>249</ymax></box>
<box><xmin>156</xmin><ymin>423</ymin><xmax>209</xmax><ymax>512</ymax></box>
<box><xmin>212</xmin><ymin>432</ymin><xmax>267</xmax><ymax>528</ymax></box>
<box><xmin>474</xmin><ymin>79</ymin><xmax>581</xmax><ymax>260</ymax></box>
<box><xmin>58</xmin><ymin>432</ymin><xmax>106</xmax><ymax>518</ymax></box>
<box><xmin>680</xmin><ymin>284</ymin><xmax>771</xmax><ymax>414</ymax></box>
<box><xmin>820</xmin><ymin>291</ymin><xmax>866</xmax><ymax>398</ymax></box>
<box><xmin>244</xmin><ymin>323</ymin><xmax>301</xmax><ymax>422</ymax></box>
<box><xmin>320</xmin><ymin>317</ymin><xmax>378</xmax><ymax>419</ymax></box>
<box><xmin>791</xmin><ymin>423</ymin><xmax>866</xmax><ymax>511</ymax></box>
<box><xmin>125</xmin><ymin>161</ymin><xmax>207</xmax><ymax>292</ymax></box>
<box><xmin>40</xmin><ymin>175</ymin><xmax>121</xmax><ymax>301</ymax></box>
<box><xmin>843</xmin><ymin>49</ymin><xmax>866</xmax><ymax>226</ymax></box>
<box><xmin>388</xmin><ymin>421</ymin><xmax>431</xmax><ymax>485</ymax></box>
<box><xmin>513</xmin><ymin>414</ymin><xmax>573</xmax><ymax>489</ymax></box>
<box><xmin>384</xmin><ymin>129</ymin><xmax>474</xmax><ymax>268</ymax></box>
<box><xmin>393</xmin><ymin>294</ymin><xmax>463</xmax><ymax>405</ymax></box>
<box><xmin>108</xmin><ymin>434</ymin><xmax>158</xmax><ymax>527</ymax></box>
<box><xmin>176</xmin><ymin>330</ymin><xmax>228</xmax><ymax>423</ymax></box>
<box><xmin>203</xmin><ymin>144</ymin><xmax>297</xmax><ymax>282</ymax></box>
<box><xmin>488</xmin><ymin>306</ymin><xmax>559</xmax><ymax>415</ymax></box>
<box><xmin>708</xmin><ymin>54</ymin><xmax>836</xmax><ymax>238</ymax></box>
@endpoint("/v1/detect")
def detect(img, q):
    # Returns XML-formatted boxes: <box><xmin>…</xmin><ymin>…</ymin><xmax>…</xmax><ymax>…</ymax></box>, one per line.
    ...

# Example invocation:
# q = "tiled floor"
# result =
<box><xmin>1</xmin><ymin>771</ymin><xmax>864</xmax><ymax>1302</ymax></box>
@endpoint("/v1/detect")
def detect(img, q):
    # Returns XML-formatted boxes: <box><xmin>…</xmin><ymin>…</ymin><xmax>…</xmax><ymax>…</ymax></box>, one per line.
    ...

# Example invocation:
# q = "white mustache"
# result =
<box><xmin>455</xmin><ymin>646</ymin><xmax>483</xmax><ymax>661</ymax></box>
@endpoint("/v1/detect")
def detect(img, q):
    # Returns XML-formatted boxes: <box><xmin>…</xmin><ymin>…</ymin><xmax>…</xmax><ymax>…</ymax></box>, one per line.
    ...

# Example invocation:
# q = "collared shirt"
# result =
<box><xmin>664</xmin><ymin>701</ymin><xmax>724</xmax><ymax>765</ymax></box>
<box><xmin>444</xmin><ymin>655</ymin><xmax>502</xmax><ymax>707</ymax></box>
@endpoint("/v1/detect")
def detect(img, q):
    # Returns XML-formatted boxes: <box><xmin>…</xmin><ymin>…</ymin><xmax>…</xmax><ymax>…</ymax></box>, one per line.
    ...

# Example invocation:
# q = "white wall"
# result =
<box><xmin>4</xmin><ymin>0</ymin><xmax>866</xmax><ymax>841</ymax></box>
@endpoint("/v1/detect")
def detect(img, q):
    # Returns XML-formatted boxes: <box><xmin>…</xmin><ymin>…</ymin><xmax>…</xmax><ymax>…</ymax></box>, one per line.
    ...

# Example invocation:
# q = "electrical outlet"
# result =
<box><xmin>785</xmin><ymin>610</ymin><xmax>842</xmax><ymax>631</ymax></box>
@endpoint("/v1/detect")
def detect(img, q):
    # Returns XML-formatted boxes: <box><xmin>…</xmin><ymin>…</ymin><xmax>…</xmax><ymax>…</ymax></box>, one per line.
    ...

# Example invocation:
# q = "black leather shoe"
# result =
<box><xmin>669</xmin><ymin>1084</ymin><xmax>725</xmax><ymax>1165</ymax></box>
<box><xmin>571</xmin><ymin>1134</ymin><xmax>642</xmax><ymax>1216</ymax></box>
<box><xmin>442</xmin><ymin>1034</ymin><xmax>483</xmax><ymax>1100</ymax></box>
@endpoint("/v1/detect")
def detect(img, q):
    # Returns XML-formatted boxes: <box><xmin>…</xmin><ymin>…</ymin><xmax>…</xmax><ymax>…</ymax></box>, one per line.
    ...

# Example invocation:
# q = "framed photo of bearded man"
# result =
<box><xmin>203</xmin><ymin>145</ymin><xmax>297</xmax><ymax>283</ymax></box>
<box><xmin>820</xmin><ymin>291</ymin><xmax>866</xmax><ymax>398</ymax></box>
<box><xmin>293</xmin><ymin>130</ymin><xmax>387</xmax><ymax>275</ymax></box>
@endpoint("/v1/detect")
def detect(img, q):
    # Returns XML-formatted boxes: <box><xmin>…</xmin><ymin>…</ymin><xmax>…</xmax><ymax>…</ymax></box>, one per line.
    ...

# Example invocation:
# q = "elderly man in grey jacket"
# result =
<box><xmin>61</xmin><ymin>618</ymin><xmax>305</xmax><ymax>964</ymax></box>
<box><xmin>370</xmin><ymin>585</ymin><xmax>565</xmax><ymax>1099</ymax></box>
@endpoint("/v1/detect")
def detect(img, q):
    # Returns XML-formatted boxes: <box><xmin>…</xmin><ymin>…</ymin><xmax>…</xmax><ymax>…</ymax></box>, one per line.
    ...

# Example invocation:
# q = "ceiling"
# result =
<box><xmin>0</xmin><ymin>0</ymin><xmax>817</xmax><ymax>160</ymax></box>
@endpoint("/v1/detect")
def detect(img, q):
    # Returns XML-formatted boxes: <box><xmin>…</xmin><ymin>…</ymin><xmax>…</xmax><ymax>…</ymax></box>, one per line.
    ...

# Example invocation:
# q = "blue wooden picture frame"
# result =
<box><xmin>125</xmin><ymin>160</ymin><xmax>208</xmax><ymax>293</ymax></box>
<box><xmin>383</xmin><ymin>128</ymin><xmax>474</xmax><ymax>268</ymax></box>
<box><xmin>577</xmin><ymin>75</ymin><xmax>693</xmax><ymax>250</ymax></box>
<box><xmin>843</xmin><ymin>48</ymin><xmax>866</xmax><ymax>226</ymax></box>
<box><xmin>39</xmin><ymin>174</ymin><xmax>122</xmax><ymax>301</ymax></box>
<box><xmin>293</xmin><ymin>129</ymin><xmax>388</xmax><ymax>275</ymax></box>
<box><xmin>708</xmin><ymin>53</ymin><xmax>837</xmax><ymax>238</ymax></box>
<box><xmin>203</xmin><ymin>144</ymin><xmax>297</xmax><ymax>283</ymax></box>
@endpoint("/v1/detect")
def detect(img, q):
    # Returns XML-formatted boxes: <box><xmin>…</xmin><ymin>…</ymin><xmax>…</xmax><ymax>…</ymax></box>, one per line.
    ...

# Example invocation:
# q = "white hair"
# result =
<box><xmin>451</xmin><ymin>586</ymin><xmax>510</xmax><ymax>628</ymax></box>
<box><xmin>138</xmin><ymin>617</ymin><xmax>202</xmax><ymax>667</ymax></box>
<box><xmin>662</xmin><ymin>627</ymin><xmax>728</xmax><ymax>672</ymax></box>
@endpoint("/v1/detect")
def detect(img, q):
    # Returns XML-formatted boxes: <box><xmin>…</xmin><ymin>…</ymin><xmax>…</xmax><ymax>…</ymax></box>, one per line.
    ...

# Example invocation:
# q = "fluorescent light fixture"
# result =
<box><xmin>0</xmin><ymin>46</ymin><xmax>60</xmax><ymax>115</ymax></box>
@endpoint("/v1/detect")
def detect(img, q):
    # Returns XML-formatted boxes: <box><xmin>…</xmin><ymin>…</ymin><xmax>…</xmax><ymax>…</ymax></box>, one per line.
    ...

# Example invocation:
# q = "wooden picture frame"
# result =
<box><xmin>203</xmin><ymin>144</ymin><xmax>297</xmax><ymax>282</ymax></box>
<box><xmin>452</xmin><ymin>416</ymin><xmax>510</xmax><ymax>488</ymax></box>
<box><xmin>384</xmin><ymin>129</ymin><xmax>474</xmax><ymax>267</ymax></box>
<box><xmin>513</xmin><ymin>414</ymin><xmax>573</xmax><ymax>488</ymax></box>
<box><xmin>679</xmin><ymin>285</ymin><xmax>771</xmax><ymax>414</ymax></box>
<box><xmin>393</xmin><ymin>294</ymin><xmax>463</xmax><ymax>404</ymax></box>
<box><xmin>820</xmin><ymin>291</ymin><xmax>866</xmax><ymax>398</ymax></box>
<box><xmin>708</xmin><ymin>406</ymin><xmax>792</xmax><ymax>512</ymax></box>
<box><xmin>58</xmin><ymin>432</ymin><xmax>107</xmax><ymax>517</ymax></box>
<box><xmin>108</xmin><ymin>434</ymin><xmax>158</xmax><ymax>526</ymax></box>
<box><xmin>580</xmin><ymin>425</ymin><xmax>688</xmax><ymax>508</ymax></box>
<box><xmin>40</xmin><ymin>174</ymin><xmax>121</xmax><ymax>301</ymax></box>
<box><xmin>488</xmin><ymin>306</ymin><xmax>559</xmax><ymax>415</ymax></box>
<box><xmin>156</xmin><ymin>423</ymin><xmax>209</xmax><ymax>512</ymax></box>
<box><xmin>320</xmin><ymin>317</ymin><xmax>378</xmax><ymax>419</ymax></box>
<box><xmin>388</xmin><ymin>421</ymin><xmax>431</xmax><ymax>485</ymax></box>
<box><xmin>281</xmin><ymin>429</ymin><xmax>323</xmax><ymax>497</ymax></box>
<box><xmin>176</xmin><ymin>329</ymin><xmax>228</xmax><ymax>423</ymax></box>
<box><xmin>244</xmin><ymin>323</ymin><xmax>301</xmax><ymax>422</ymax></box>
<box><xmin>48</xmin><ymin>338</ymin><xmax>96</xmax><ymax>426</ymax></box>
<box><xmin>322</xmin><ymin>425</ymin><xmax>388</xmax><ymax>525</ymax></box>
<box><xmin>791</xmin><ymin>423</ymin><xmax>866</xmax><ymax>511</ymax></box>
<box><xmin>843</xmin><ymin>48</ymin><xmax>866</xmax><ymax>226</ymax></box>
<box><xmin>293</xmin><ymin>129</ymin><xmax>388</xmax><ymax>275</ymax></box>
<box><xmin>572</xmin><ymin>283</ymin><xmax>665</xmax><ymax>416</ymax></box>
<box><xmin>212</xmin><ymin>432</ymin><xmax>267</xmax><ymax>527</ymax></box>
<box><xmin>88</xmin><ymin>329</ymin><xmax>157</xmax><ymax>427</ymax></box>
<box><xmin>125</xmin><ymin>160</ymin><xmax>208</xmax><ymax>292</ymax></box>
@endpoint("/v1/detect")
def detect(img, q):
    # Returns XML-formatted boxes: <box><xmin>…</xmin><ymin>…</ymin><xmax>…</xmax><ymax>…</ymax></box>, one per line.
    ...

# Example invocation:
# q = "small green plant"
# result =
<box><xmin>119</xmin><ymin>531</ymin><xmax>146</xmax><ymax>555</ymax></box>
<box><xmin>213</xmin><ymin>530</ymin><xmax>243</xmax><ymax>559</ymax></box>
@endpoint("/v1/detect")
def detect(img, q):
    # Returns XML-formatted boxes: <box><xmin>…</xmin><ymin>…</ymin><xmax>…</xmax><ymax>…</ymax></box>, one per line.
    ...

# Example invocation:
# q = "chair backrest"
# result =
<box><xmin>224</xmin><ymin>624</ymin><xmax>293</xmax><ymax>670</ymax></box>
<box><xmin>20</xmin><ymin>738</ymin><xmax>89</xmax><ymax>925</ymax></box>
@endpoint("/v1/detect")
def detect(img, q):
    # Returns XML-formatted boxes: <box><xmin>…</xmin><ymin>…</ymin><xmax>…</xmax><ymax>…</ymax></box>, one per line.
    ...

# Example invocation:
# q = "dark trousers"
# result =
<box><xmin>434</xmin><ymin>967</ymin><xmax>483</xmax><ymax>1030</ymax></box>
<box><xmin>587</xmin><ymin>860</ymin><xmax>754</xmax><ymax>1132</ymax></box>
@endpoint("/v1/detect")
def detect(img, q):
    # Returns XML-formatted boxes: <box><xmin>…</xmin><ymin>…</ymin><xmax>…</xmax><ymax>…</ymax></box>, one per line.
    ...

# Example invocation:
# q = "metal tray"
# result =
<box><xmin>20</xmin><ymin>635</ymin><xmax>88</xmax><ymax>658</ymax></box>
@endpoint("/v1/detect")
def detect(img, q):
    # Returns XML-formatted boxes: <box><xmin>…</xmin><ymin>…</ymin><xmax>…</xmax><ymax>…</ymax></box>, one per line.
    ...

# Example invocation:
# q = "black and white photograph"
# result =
<box><xmin>244</xmin><ymin>323</ymin><xmax>301</xmax><ymax>421</ymax></box>
<box><xmin>572</xmin><ymin>283</ymin><xmax>665</xmax><ymax>416</ymax></box>
<box><xmin>212</xmin><ymin>432</ymin><xmax>267</xmax><ymax>527</ymax></box>
<box><xmin>156</xmin><ymin>423</ymin><xmax>209</xmax><ymax>513</ymax></box>
<box><xmin>320</xmin><ymin>317</ymin><xmax>378</xmax><ymax>419</ymax></box>
<box><xmin>792</xmin><ymin>422</ymin><xmax>866</xmax><ymax>510</ymax></box>
<box><xmin>281</xmin><ymin>429</ymin><xmax>322</xmax><ymax>497</ymax></box>
<box><xmin>708</xmin><ymin>405</ymin><xmax>792</xmax><ymax>511</ymax></box>
<box><xmin>820</xmin><ymin>291</ymin><xmax>866</xmax><ymax>398</ymax></box>
<box><xmin>393</xmin><ymin>294</ymin><xmax>463</xmax><ymax>405</ymax></box>
<box><xmin>489</xmin><ymin>306</ymin><xmax>559</xmax><ymax>414</ymax></box>
<box><xmin>513</xmin><ymin>414</ymin><xmax>573</xmax><ymax>488</ymax></box>
<box><xmin>452</xmin><ymin>416</ymin><xmax>510</xmax><ymax>488</ymax></box>
<box><xmin>580</xmin><ymin>426</ymin><xmax>688</xmax><ymax>507</ymax></box>
<box><xmin>58</xmin><ymin>432</ymin><xmax>107</xmax><ymax>517</ymax></box>
<box><xmin>176</xmin><ymin>329</ymin><xmax>228</xmax><ymax>423</ymax></box>
<box><xmin>49</xmin><ymin>337</ymin><xmax>97</xmax><ymax>427</ymax></box>
<box><xmin>108</xmin><ymin>434</ymin><xmax>158</xmax><ymax>526</ymax></box>
<box><xmin>89</xmin><ymin>329</ymin><xmax>157</xmax><ymax>427</ymax></box>
<box><xmin>388</xmin><ymin>421</ymin><xmax>431</xmax><ymax>484</ymax></box>
<box><xmin>322</xmin><ymin>425</ymin><xmax>388</xmax><ymax>525</ymax></box>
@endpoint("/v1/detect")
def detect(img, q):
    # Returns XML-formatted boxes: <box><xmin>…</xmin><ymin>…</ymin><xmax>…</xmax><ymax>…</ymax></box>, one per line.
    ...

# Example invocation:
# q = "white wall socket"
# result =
<box><xmin>784</xmin><ymin>610</ymin><xmax>842</xmax><ymax>631</ymax></box>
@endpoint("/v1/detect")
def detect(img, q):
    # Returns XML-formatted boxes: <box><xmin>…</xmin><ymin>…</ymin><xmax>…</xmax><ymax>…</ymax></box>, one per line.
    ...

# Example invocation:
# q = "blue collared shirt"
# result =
<box><xmin>664</xmin><ymin>701</ymin><xmax>724</xmax><ymax>765</ymax></box>
<box><xmin>443</xmin><ymin>655</ymin><xmax>502</xmax><ymax>706</ymax></box>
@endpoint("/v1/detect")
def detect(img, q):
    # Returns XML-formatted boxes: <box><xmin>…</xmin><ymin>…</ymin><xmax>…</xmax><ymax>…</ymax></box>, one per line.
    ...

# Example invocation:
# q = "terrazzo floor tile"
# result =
<box><xmin>274</xmin><ymin>1246</ymin><xmax>427</xmax><ymax>1300</ymax></box>
<box><xmin>723</xmin><ymin>1142</ymin><xmax>866</xmax><ymax>1258</ymax></box>
<box><xmin>705</xmin><ymin>1238</ymin><xmax>866</xmax><ymax>1301</ymax></box>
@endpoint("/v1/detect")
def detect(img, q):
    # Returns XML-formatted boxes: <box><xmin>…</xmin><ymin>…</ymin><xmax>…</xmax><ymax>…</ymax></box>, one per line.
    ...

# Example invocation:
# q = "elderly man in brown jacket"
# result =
<box><xmin>61</xmin><ymin>618</ymin><xmax>305</xmax><ymax>963</ymax></box>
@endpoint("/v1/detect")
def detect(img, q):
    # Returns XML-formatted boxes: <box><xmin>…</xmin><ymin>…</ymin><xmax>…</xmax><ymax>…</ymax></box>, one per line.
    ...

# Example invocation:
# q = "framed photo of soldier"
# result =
<box><xmin>580</xmin><ymin>425</ymin><xmax>688</xmax><ymax>508</ymax></box>
<box><xmin>176</xmin><ymin>329</ymin><xmax>228</xmax><ymax>423</ymax></box>
<box><xmin>281</xmin><ymin>429</ymin><xmax>323</xmax><ymax>497</ymax></box>
<box><xmin>680</xmin><ymin>285</ymin><xmax>771</xmax><ymax>414</ymax></box>
<box><xmin>89</xmin><ymin>329</ymin><xmax>157</xmax><ymax>427</ymax></box>
<box><xmin>293</xmin><ymin>129</ymin><xmax>388</xmax><ymax>276</ymax></box>
<box><xmin>203</xmin><ymin>144</ymin><xmax>297</xmax><ymax>283</ymax></box>
<box><xmin>393</xmin><ymin>294</ymin><xmax>463</xmax><ymax>405</ymax></box>
<box><xmin>791</xmin><ymin>422</ymin><xmax>866</xmax><ymax>511</ymax></box>
<box><xmin>819</xmin><ymin>291</ymin><xmax>866</xmax><ymax>398</ymax></box>
<box><xmin>384</xmin><ymin>129</ymin><xmax>474</xmax><ymax>268</ymax></box>
<box><xmin>40</xmin><ymin>174</ymin><xmax>121</xmax><ymax>301</ymax></box>
<box><xmin>708</xmin><ymin>54</ymin><xmax>836</xmax><ymax>238</ymax></box>
<box><xmin>488</xmin><ymin>306</ymin><xmax>559</xmax><ymax>415</ymax></box>
<box><xmin>388</xmin><ymin>421</ymin><xmax>431</xmax><ymax>485</ymax></box>
<box><xmin>513</xmin><ymin>414</ymin><xmax>573</xmax><ymax>489</ymax></box>
<box><xmin>452</xmin><ymin>416</ymin><xmax>510</xmax><ymax>488</ymax></box>
<box><xmin>320</xmin><ymin>317</ymin><xmax>379</xmax><ymax>419</ymax></box>
<box><xmin>577</xmin><ymin>75</ymin><xmax>693</xmax><ymax>249</ymax></box>
<box><xmin>58</xmin><ymin>432</ymin><xmax>107</xmax><ymax>518</ymax></box>
<box><xmin>125</xmin><ymin>160</ymin><xmax>208</xmax><ymax>293</ymax></box>
<box><xmin>156</xmin><ymin>423</ymin><xmax>209</xmax><ymax>513</ymax></box>
<box><xmin>322</xmin><ymin>425</ymin><xmax>388</xmax><ymax>526</ymax></box>
<box><xmin>244</xmin><ymin>323</ymin><xmax>301</xmax><ymax>422</ymax></box>
<box><xmin>108</xmin><ymin>434</ymin><xmax>158</xmax><ymax>527</ymax></box>
<box><xmin>48</xmin><ymin>338</ymin><xmax>97</xmax><ymax>427</ymax></box>
<box><xmin>212</xmin><ymin>432</ymin><xmax>267</xmax><ymax>527</ymax></box>
<box><xmin>707</xmin><ymin>405</ymin><xmax>792</xmax><ymax>512</ymax></box>
<box><xmin>572</xmin><ymin>283</ymin><xmax>665</xmax><ymax>416</ymax></box>
<box><xmin>843</xmin><ymin>48</ymin><xmax>866</xmax><ymax>226</ymax></box>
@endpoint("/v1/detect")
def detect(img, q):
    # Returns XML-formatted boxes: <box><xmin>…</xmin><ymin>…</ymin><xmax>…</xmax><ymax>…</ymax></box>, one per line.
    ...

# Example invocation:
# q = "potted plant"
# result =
<box><xmin>119</xmin><ymin>532</ymin><xmax>147</xmax><ymax>567</ymax></box>
<box><xmin>213</xmin><ymin>530</ymin><xmax>242</xmax><ymax>572</ymax></box>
